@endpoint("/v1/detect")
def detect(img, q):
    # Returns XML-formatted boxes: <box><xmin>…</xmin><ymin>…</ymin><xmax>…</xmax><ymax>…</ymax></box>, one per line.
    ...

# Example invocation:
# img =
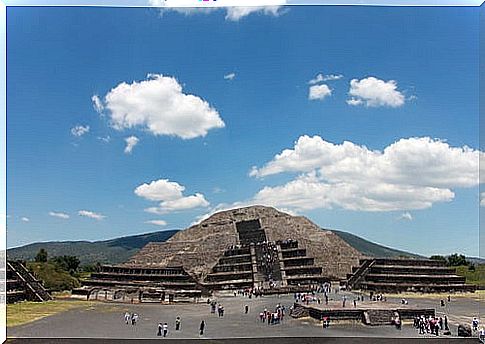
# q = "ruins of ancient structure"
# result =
<box><xmin>76</xmin><ymin>206</ymin><xmax>476</xmax><ymax>302</ymax></box>
<box><xmin>346</xmin><ymin>258</ymin><xmax>475</xmax><ymax>293</ymax></box>
<box><xmin>77</xmin><ymin>206</ymin><xmax>362</xmax><ymax>301</ymax></box>
<box><xmin>7</xmin><ymin>260</ymin><xmax>52</xmax><ymax>303</ymax></box>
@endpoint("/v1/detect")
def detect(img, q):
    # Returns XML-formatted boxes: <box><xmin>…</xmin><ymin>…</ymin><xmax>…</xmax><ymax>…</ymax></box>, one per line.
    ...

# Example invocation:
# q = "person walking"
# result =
<box><xmin>157</xmin><ymin>323</ymin><xmax>162</xmax><ymax>336</ymax></box>
<box><xmin>245</xmin><ymin>304</ymin><xmax>249</xmax><ymax>314</ymax></box>
<box><xmin>163</xmin><ymin>322</ymin><xmax>168</xmax><ymax>337</ymax></box>
<box><xmin>175</xmin><ymin>316</ymin><xmax>181</xmax><ymax>331</ymax></box>
<box><xmin>199</xmin><ymin>320</ymin><xmax>206</xmax><ymax>335</ymax></box>
<box><xmin>124</xmin><ymin>312</ymin><xmax>130</xmax><ymax>324</ymax></box>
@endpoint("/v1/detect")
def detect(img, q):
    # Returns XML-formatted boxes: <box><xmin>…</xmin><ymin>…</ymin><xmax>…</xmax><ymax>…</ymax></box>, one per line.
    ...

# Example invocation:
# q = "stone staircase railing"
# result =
<box><xmin>8</xmin><ymin>261</ymin><xmax>52</xmax><ymax>302</ymax></box>
<box><xmin>347</xmin><ymin>259</ymin><xmax>375</xmax><ymax>289</ymax></box>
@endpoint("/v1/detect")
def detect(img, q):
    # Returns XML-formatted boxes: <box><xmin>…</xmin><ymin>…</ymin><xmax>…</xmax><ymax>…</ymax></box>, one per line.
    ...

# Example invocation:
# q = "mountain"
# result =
<box><xmin>7</xmin><ymin>230</ymin><xmax>179</xmax><ymax>266</ymax></box>
<box><xmin>8</xmin><ymin>225</ymin><xmax>421</xmax><ymax>265</ymax></box>
<box><xmin>329</xmin><ymin>229</ymin><xmax>422</xmax><ymax>258</ymax></box>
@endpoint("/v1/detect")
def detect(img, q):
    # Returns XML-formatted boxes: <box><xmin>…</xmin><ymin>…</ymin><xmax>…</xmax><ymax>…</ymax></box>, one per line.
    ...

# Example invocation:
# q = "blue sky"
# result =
<box><xmin>6</xmin><ymin>5</ymin><xmax>481</xmax><ymax>257</ymax></box>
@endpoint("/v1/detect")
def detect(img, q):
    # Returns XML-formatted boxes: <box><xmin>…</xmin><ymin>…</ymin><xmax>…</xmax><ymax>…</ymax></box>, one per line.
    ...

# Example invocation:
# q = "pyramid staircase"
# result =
<box><xmin>7</xmin><ymin>260</ymin><xmax>52</xmax><ymax>303</ymax></box>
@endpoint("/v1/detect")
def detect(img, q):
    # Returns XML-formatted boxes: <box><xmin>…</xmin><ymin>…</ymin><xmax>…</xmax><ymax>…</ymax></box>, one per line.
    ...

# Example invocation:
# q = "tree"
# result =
<box><xmin>34</xmin><ymin>248</ymin><xmax>48</xmax><ymax>263</ymax></box>
<box><xmin>429</xmin><ymin>255</ymin><xmax>447</xmax><ymax>264</ymax></box>
<box><xmin>50</xmin><ymin>255</ymin><xmax>80</xmax><ymax>274</ymax></box>
<box><xmin>447</xmin><ymin>253</ymin><xmax>468</xmax><ymax>267</ymax></box>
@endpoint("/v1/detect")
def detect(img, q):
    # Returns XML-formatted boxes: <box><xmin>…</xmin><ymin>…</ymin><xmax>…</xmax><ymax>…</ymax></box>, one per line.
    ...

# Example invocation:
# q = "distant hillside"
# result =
<box><xmin>7</xmin><ymin>227</ymin><xmax>424</xmax><ymax>266</ymax></box>
<box><xmin>330</xmin><ymin>229</ymin><xmax>422</xmax><ymax>258</ymax></box>
<box><xmin>7</xmin><ymin>230</ymin><xmax>178</xmax><ymax>265</ymax></box>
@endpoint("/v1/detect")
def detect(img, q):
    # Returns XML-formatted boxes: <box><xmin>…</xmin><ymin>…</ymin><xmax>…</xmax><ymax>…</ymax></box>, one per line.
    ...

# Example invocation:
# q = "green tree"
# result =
<box><xmin>429</xmin><ymin>255</ymin><xmax>447</xmax><ymax>264</ymax></box>
<box><xmin>447</xmin><ymin>253</ymin><xmax>468</xmax><ymax>267</ymax></box>
<box><xmin>34</xmin><ymin>248</ymin><xmax>48</xmax><ymax>263</ymax></box>
<box><xmin>50</xmin><ymin>256</ymin><xmax>80</xmax><ymax>274</ymax></box>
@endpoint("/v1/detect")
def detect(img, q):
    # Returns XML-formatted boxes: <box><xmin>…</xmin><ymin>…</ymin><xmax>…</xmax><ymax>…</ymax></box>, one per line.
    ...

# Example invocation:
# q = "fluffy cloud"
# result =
<box><xmin>78</xmin><ymin>210</ymin><xmax>105</xmax><ymax>220</ymax></box>
<box><xmin>250</xmin><ymin>135</ymin><xmax>480</xmax><ymax>212</ymax></box>
<box><xmin>99</xmin><ymin>74</ymin><xmax>224</xmax><ymax>139</ymax></box>
<box><xmin>135</xmin><ymin>179</ymin><xmax>209</xmax><ymax>214</ymax></box>
<box><xmin>308</xmin><ymin>84</ymin><xmax>332</xmax><ymax>101</ymax></box>
<box><xmin>124</xmin><ymin>136</ymin><xmax>139</xmax><ymax>154</ymax></box>
<box><xmin>91</xmin><ymin>95</ymin><xmax>104</xmax><ymax>113</ymax></box>
<box><xmin>399</xmin><ymin>212</ymin><xmax>413</xmax><ymax>221</ymax></box>
<box><xmin>145</xmin><ymin>219</ymin><xmax>167</xmax><ymax>226</ymax></box>
<box><xmin>148</xmin><ymin>0</ymin><xmax>286</xmax><ymax>21</ymax></box>
<box><xmin>225</xmin><ymin>6</ymin><xmax>284</xmax><ymax>21</ymax></box>
<box><xmin>308</xmin><ymin>73</ymin><xmax>343</xmax><ymax>85</ymax></box>
<box><xmin>70</xmin><ymin>125</ymin><xmax>90</xmax><ymax>137</ymax></box>
<box><xmin>21</xmin><ymin>217</ymin><xmax>29</xmax><ymax>222</ymax></box>
<box><xmin>347</xmin><ymin>77</ymin><xmax>405</xmax><ymax>107</ymax></box>
<box><xmin>224</xmin><ymin>73</ymin><xmax>236</xmax><ymax>80</ymax></box>
<box><xmin>49</xmin><ymin>211</ymin><xmax>70</xmax><ymax>219</ymax></box>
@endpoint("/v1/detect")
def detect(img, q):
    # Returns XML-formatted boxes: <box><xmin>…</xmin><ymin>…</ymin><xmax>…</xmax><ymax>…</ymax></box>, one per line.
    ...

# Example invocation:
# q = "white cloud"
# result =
<box><xmin>308</xmin><ymin>73</ymin><xmax>343</xmax><ymax>85</ymax></box>
<box><xmin>91</xmin><ymin>95</ymin><xmax>104</xmax><ymax>113</ymax></box>
<box><xmin>49</xmin><ymin>211</ymin><xmax>70</xmax><ymax>219</ymax></box>
<box><xmin>145</xmin><ymin>219</ymin><xmax>167</xmax><ymax>226</ymax></box>
<box><xmin>124</xmin><ymin>136</ymin><xmax>139</xmax><ymax>154</ymax></box>
<box><xmin>101</xmin><ymin>74</ymin><xmax>224</xmax><ymax>139</ymax></box>
<box><xmin>250</xmin><ymin>135</ymin><xmax>480</xmax><ymax>212</ymax></box>
<box><xmin>70</xmin><ymin>125</ymin><xmax>90</xmax><ymax>137</ymax></box>
<box><xmin>309</xmin><ymin>84</ymin><xmax>332</xmax><ymax>101</ymax></box>
<box><xmin>347</xmin><ymin>77</ymin><xmax>406</xmax><ymax>108</ymax></box>
<box><xmin>135</xmin><ymin>179</ymin><xmax>209</xmax><ymax>214</ymax></box>
<box><xmin>78</xmin><ymin>210</ymin><xmax>105</xmax><ymax>220</ymax></box>
<box><xmin>225</xmin><ymin>6</ymin><xmax>284</xmax><ymax>21</ymax></box>
<box><xmin>21</xmin><ymin>217</ymin><xmax>29</xmax><ymax>222</ymax></box>
<box><xmin>98</xmin><ymin>135</ymin><xmax>111</xmax><ymax>143</ymax></box>
<box><xmin>398</xmin><ymin>212</ymin><xmax>413</xmax><ymax>221</ymax></box>
<box><xmin>148</xmin><ymin>0</ymin><xmax>286</xmax><ymax>21</ymax></box>
<box><xmin>224</xmin><ymin>72</ymin><xmax>236</xmax><ymax>80</ymax></box>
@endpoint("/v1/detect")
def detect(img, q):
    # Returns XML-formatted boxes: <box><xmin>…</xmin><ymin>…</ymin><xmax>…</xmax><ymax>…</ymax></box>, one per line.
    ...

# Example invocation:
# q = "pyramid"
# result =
<box><xmin>125</xmin><ymin>205</ymin><xmax>363</xmax><ymax>283</ymax></box>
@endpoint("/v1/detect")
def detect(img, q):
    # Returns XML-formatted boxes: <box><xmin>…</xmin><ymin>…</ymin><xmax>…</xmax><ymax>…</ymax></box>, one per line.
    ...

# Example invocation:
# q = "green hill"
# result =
<box><xmin>329</xmin><ymin>229</ymin><xmax>422</xmax><ymax>258</ymax></box>
<box><xmin>7</xmin><ymin>230</ymin><xmax>178</xmax><ymax>266</ymax></box>
<box><xmin>8</xmin><ymin>227</ymin><xmax>422</xmax><ymax>266</ymax></box>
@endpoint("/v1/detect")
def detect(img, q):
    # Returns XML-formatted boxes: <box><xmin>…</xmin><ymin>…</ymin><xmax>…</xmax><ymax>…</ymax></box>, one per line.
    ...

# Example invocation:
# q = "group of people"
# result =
<box><xmin>369</xmin><ymin>291</ymin><xmax>387</xmax><ymax>302</ymax></box>
<box><xmin>258</xmin><ymin>304</ymin><xmax>286</xmax><ymax>325</ymax></box>
<box><xmin>414</xmin><ymin>315</ymin><xmax>449</xmax><ymax>336</ymax></box>
<box><xmin>209</xmin><ymin>300</ymin><xmax>225</xmax><ymax>317</ymax></box>
<box><xmin>123</xmin><ymin>312</ymin><xmax>139</xmax><ymax>325</ymax></box>
<box><xmin>156</xmin><ymin>318</ymin><xmax>206</xmax><ymax>337</ymax></box>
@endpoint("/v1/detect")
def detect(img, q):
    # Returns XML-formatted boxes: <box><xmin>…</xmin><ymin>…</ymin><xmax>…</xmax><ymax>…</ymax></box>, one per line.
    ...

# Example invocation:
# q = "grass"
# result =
<box><xmin>27</xmin><ymin>262</ymin><xmax>80</xmax><ymax>292</ymax></box>
<box><xmin>455</xmin><ymin>264</ymin><xmax>485</xmax><ymax>288</ymax></box>
<box><xmin>7</xmin><ymin>299</ymin><xmax>97</xmax><ymax>327</ymax></box>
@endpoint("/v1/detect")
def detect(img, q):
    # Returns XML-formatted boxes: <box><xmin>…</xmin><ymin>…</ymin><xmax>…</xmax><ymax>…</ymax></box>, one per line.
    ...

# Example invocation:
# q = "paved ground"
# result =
<box><xmin>7</xmin><ymin>291</ymin><xmax>482</xmax><ymax>340</ymax></box>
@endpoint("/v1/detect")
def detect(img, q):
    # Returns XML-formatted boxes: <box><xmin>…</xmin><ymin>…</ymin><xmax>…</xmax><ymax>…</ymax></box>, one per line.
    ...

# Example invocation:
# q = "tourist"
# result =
<box><xmin>124</xmin><ymin>312</ymin><xmax>130</xmax><ymax>324</ymax></box>
<box><xmin>163</xmin><ymin>322</ymin><xmax>168</xmax><ymax>337</ymax></box>
<box><xmin>175</xmin><ymin>316</ymin><xmax>181</xmax><ymax>330</ymax></box>
<box><xmin>353</xmin><ymin>299</ymin><xmax>357</xmax><ymax>308</ymax></box>
<box><xmin>439</xmin><ymin>317</ymin><xmax>443</xmax><ymax>330</ymax></box>
<box><xmin>245</xmin><ymin>304</ymin><xmax>249</xmax><ymax>314</ymax></box>
<box><xmin>444</xmin><ymin>315</ymin><xmax>449</xmax><ymax>330</ymax></box>
<box><xmin>473</xmin><ymin>317</ymin><xmax>479</xmax><ymax>332</ymax></box>
<box><xmin>342</xmin><ymin>295</ymin><xmax>346</xmax><ymax>308</ymax></box>
<box><xmin>199</xmin><ymin>320</ymin><xmax>206</xmax><ymax>335</ymax></box>
<box><xmin>157</xmin><ymin>322</ymin><xmax>162</xmax><ymax>336</ymax></box>
<box><xmin>131</xmin><ymin>313</ymin><xmax>138</xmax><ymax>325</ymax></box>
